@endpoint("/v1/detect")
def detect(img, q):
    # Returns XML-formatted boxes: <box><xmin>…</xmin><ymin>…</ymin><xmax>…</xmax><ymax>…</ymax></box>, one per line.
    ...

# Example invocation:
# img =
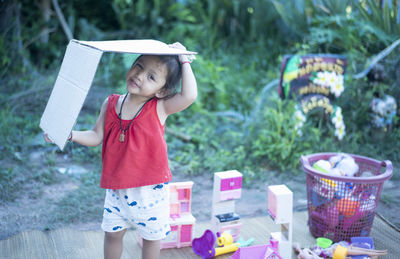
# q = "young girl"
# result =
<box><xmin>45</xmin><ymin>42</ymin><xmax>197</xmax><ymax>259</ymax></box>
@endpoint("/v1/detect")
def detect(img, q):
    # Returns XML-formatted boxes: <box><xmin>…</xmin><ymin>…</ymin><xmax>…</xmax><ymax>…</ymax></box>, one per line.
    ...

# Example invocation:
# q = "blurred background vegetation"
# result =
<box><xmin>1</xmin><ymin>0</ymin><xmax>400</xmax><ymax>224</ymax></box>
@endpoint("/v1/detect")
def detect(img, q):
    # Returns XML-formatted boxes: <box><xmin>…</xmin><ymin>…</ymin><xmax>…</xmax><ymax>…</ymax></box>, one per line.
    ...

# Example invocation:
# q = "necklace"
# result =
<box><xmin>118</xmin><ymin>94</ymin><xmax>153</xmax><ymax>142</ymax></box>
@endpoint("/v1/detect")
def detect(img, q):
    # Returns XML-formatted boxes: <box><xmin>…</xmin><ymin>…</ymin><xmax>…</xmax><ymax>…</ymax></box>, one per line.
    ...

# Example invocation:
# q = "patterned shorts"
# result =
<box><xmin>101</xmin><ymin>182</ymin><xmax>170</xmax><ymax>241</ymax></box>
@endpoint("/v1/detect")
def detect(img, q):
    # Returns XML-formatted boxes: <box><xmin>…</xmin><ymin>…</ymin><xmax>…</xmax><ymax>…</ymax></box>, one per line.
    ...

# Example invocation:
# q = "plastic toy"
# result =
<box><xmin>293</xmin><ymin>243</ymin><xmax>323</xmax><ymax>259</ymax></box>
<box><xmin>231</xmin><ymin>237</ymin><xmax>282</xmax><ymax>259</ymax></box>
<box><xmin>192</xmin><ymin>230</ymin><xmax>241</xmax><ymax>258</ymax></box>
<box><xmin>313</xmin><ymin>160</ymin><xmax>338</xmax><ymax>187</ymax></box>
<box><xmin>316</xmin><ymin>237</ymin><xmax>332</xmax><ymax>249</ymax></box>
<box><xmin>294</xmin><ymin>236</ymin><xmax>387</xmax><ymax>259</ymax></box>
<box><xmin>350</xmin><ymin>237</ymin><xmax>374</xmax><ymax>259</ymax></box>
<box><xmin>332</xmin><ymin>245</ymin><xmax>387</xmax><ymax>259</ymax></box>
<box><xmin>336</xmin><ymin>198</ymin><xmax>360</xmax><ymax>217</ymax></box>
<box><xmin>138</xmin><ymin>181</ymin><xmax>196</xmax><ymax>249</ymax></box>
<box><xmin>267</xmin><ymin>184</ymin><xmax>293</xmax><ymax>259</ymax></box>
<box><xmin>211</xmin><ymin>170</ymin><xmax>243</xmax><ymax>241</ymax></box>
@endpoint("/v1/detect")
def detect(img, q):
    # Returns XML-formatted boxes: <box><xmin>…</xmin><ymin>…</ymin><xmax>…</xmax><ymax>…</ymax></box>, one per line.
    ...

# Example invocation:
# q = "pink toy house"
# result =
<box><xmin>230</xmin><ymin>238</ymin><xmax>282</xmax><ymax>259</ymax></box>
<box><xmin>138</xmin><ymin>181</ymin><xmax>196</xmax><ymax>249</ymax></box>
<box><xmin>211</xmin><ymin>170</ymin><xmax>243</xmax><ymax>241</ymax></box>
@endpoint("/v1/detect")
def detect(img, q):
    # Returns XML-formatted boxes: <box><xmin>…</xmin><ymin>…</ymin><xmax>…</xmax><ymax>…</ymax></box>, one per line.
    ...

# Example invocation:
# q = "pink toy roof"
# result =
<box><xmin>230</xmin><ymin>244</ymin><xmax>282</xmax><ymax>259</ymax></box>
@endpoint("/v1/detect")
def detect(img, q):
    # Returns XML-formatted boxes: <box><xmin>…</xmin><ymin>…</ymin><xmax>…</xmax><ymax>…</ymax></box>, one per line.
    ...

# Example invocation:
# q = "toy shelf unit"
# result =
<box><xmin>138</xmin><ymin>181</ymin><xmax>195</xmax><ymax>249</ymax></box>
<box><xmin>267</xmin><ymin>184</ymin><xmax>293</xmax><ymax>259</ymax></box>
<box><xmin>163</xmin><ymin>181</ymin><xmax>196</xmax><ymax>249</ymax></box>
<box><xmin>211</xmin><ymin>170</ymin><xmax>243</xmax><ymax>241</ymax></box>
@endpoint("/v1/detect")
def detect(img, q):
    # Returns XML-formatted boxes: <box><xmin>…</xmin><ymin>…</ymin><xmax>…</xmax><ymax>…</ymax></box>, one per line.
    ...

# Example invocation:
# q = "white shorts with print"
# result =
<box><xmin>101</xmin><ymin>182</ymin><xmax>170</xmax><ymax>241</ymax></box>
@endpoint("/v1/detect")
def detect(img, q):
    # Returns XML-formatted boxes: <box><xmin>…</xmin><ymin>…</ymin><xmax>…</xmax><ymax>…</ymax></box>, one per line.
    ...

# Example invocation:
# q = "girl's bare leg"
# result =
<box><xmin>104</xmin><ymin>229</ymin><xmax>127</xmax><ymax>259</ymax></box>
<box><xmin>142</xmin><ymin>239</ymin><xmax>161</xmax><ymax>259</ymax></box>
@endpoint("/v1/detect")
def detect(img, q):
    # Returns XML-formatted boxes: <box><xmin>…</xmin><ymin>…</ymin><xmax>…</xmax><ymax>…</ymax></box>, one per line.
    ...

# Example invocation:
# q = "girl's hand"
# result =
<box><xmin>169</xmin><ymin>42</ymin><xmax>195</xmax><ymax>63</ymax></box>
<box><xmin>43</xmin><ymin>133</ymin><xmax>53</xmax><ymax>143</ymax></box>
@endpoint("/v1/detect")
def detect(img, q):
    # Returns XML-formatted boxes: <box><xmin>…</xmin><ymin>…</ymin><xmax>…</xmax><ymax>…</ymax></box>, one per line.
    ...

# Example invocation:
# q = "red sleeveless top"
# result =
<box><xmin>100</xmin><ymin>94</ymin><xmax>172</xmax><ymax>189</ymax></box>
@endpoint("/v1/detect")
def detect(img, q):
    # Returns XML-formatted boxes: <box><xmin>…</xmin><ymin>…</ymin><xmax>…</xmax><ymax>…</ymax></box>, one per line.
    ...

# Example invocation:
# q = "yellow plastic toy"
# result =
<box><xmin>214</xmin><ymin>232</ymin><xmax>240</xmax><ymax>256</ymax></box>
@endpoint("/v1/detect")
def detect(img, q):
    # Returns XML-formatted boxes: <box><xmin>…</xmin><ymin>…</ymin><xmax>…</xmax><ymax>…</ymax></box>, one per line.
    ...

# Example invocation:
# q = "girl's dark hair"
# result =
<box><xmin>135</xmin><ymin>55</ymin><xmax>182</xmax><ymax>99</ymax></box>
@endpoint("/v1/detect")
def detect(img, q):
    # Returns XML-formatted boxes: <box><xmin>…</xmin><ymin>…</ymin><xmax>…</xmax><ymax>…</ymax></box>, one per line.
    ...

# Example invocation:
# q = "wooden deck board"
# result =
<box><xmin>1</xmin><ymin>211</ymin><xmax>399</xmax><ymax>258</ymax></box>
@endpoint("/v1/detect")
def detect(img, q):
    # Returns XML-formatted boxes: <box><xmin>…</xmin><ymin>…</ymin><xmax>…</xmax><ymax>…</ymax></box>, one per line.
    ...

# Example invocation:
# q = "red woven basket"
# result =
<box><xmin>300</xmin><ymin>152</ymin><xmax>393</xmax><ymax>242</ymax></box>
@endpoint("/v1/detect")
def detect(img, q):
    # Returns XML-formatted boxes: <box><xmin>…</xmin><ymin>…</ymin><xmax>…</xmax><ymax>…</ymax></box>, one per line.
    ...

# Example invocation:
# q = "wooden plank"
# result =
<box><xmin>1</xmin><ymin>212</ymin><xmax>399</xmax><ymax>258</ymax></box>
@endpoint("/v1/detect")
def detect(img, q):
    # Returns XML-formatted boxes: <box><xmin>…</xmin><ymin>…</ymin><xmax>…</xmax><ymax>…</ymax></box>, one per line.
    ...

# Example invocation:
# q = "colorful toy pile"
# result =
<box><xmin>151</xmin><ymin>167</ymin><xmax>391</xmax><ymax>258</ymax></box>
<box><xmin>294</xmin><ymin>236</ymin><xmax>388</xmax><ymax>259</ymax></box>
<box><xmin>300</xmin><ymin>153</ymin><xmax>393</xmax><ymax>242</ymax></box>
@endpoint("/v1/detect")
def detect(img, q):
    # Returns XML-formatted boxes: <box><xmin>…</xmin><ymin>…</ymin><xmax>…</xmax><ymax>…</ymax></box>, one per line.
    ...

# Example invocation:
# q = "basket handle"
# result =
<box><xmin>381</xmin><ymin>160</ymin><xmax>393</xmax><ymax>180</ymax></box>
<box><xmin>300</xmin><ymin>154</ymin><xmax>393</xmax><ymax>182</ymax></box>
<box><xmin>300</xmin><ymin>155</ymin><xmax>310</xmax><ymax>167</ymax></box>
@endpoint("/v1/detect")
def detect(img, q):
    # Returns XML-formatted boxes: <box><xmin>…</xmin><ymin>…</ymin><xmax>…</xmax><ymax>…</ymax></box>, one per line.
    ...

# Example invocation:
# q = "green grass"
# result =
<box><xmin>49</xmin><ymin>170</ymin><xmax>104</xmax><ymax>225</ymax></box>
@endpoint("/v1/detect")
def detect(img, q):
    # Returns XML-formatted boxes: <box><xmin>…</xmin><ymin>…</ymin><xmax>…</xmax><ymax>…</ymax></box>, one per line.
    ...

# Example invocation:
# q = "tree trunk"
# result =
<box><xmin>51</xmin><ymin>0</ymin><xmax>73</xmax><ymax>40</ymax></box>
<box><xmin>39</xmin><ymin>0</ymin><xmax>51</xmax><ymax>43</ymax></box>
<box><xmin>0</xmin><ymin>0</ymin><xmax>15</xmax><ymax>34</ymax></box>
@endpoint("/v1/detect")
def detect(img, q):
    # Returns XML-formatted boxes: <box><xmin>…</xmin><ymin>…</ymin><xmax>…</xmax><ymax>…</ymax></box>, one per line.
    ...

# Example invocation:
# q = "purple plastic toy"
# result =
<box><xmin>192</xmin><ymin>229</ymin><xmax>216</xmax><ymax>259</ymax></box>
<box><xmin>350</xmin><ymin>236</ymin><xmax>374</xmax><ymax>259</ymax></box>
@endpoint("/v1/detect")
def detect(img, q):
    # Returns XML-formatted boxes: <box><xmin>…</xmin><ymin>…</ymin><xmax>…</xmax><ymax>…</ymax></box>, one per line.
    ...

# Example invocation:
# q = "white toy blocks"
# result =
<box><xmin>267</xmin><ymin>184</ymin><xmax>293</xmax><ymax>259</ymax></box>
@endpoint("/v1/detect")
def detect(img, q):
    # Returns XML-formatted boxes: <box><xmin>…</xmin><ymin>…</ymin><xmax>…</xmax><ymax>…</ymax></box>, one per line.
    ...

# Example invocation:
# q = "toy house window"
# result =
<box><xmin>178</xmin><ymin>189</ymin><xmax>190</xmax><ymax>200</ymax></box>
<box><xmin>180</xmin><ymin>202</ymin><xmax>189</xmax><ymax>213</ymax></box>
<box><xmin>170</xmin><ymin>203</ymin><xmax>179</xmax><ymax>216</ymax></box>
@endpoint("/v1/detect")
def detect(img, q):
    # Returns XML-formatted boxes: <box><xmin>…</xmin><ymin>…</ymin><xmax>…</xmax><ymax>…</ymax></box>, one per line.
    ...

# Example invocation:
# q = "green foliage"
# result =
<box><xmin>0</xmin><ymin>106</ymin><xmax>42</xmax><ymax>158</ymax></box>
<box><xmin>111</xmin><ymin>0</ymin><xmax>195</xmax><ymax>38</ymax></box>
<box><xmin>357</xmin><ymin>0</ymin><xmax>400</xmax><ymax>41</ymax></box>
<box><xmin>250</xmin><ymin>96</ymin><xmax>311</xmax><ymax>171</ymax></box>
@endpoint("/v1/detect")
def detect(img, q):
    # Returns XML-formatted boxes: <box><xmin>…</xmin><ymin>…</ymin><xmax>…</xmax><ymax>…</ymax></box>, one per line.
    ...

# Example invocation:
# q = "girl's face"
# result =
<box><xmin>126</xmin><ymin>55</ymin><xmax>168</xmax><ymax>98</ymax></box>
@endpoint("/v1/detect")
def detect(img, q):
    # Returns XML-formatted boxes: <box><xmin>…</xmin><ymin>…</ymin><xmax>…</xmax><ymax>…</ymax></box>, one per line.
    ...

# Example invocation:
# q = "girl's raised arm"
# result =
<box><xmin>158</xmin><ymin>42</ymin><xmax>197</xmax><ymax>117</ymax></box>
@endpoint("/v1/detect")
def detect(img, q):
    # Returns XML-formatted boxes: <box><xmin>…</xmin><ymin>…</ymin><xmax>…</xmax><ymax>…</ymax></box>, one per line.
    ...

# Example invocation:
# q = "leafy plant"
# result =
<box><xmin>357</xmin><ymin>0</ymin><xmax>400</xmax><ymax>43</ymax></box>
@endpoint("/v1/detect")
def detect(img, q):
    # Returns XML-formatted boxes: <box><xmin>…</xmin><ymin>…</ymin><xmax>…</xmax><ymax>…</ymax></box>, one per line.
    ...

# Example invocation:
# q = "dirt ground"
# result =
<box><xmin>0</xmin><ymin>150</ymin><xmax>398</xmax><ymax>241</ymax></box>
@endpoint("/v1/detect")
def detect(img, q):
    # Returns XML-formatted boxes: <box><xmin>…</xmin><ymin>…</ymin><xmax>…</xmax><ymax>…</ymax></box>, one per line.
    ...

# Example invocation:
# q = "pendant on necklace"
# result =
<box><xmin>119</xmin><ymin>133</ymin><xmax>125</xmax><ymax>142</ymax></box>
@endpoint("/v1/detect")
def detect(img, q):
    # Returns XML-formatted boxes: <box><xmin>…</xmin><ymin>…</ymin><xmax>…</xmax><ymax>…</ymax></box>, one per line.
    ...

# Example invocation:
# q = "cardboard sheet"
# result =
<box><xmin>74</xmin><ymin>39</ymin><xmax>197</xmax><ymax>55</ymax></box>
<box><xmin>40</xmin><ymin>39</ymin><xmax>197</xmax><ymax>150</ymax></box>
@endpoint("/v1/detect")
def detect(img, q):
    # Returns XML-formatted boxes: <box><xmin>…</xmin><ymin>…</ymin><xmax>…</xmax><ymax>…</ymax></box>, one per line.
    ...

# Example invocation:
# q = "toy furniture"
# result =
<box><xmin>230</xmin><ymin>237</ymin><xmax>282</xmax><ymax>259</ymax></box>
<box><xmin>211</xmin><ymin>170</ymin><xmax>243</xmax><ymax>241</ymax></box>
<box><xmin>267</xmin><ymin>184</ymin><xmax>293</xmax><ymax>259</ymax></box>
<box><xmin>138</xmin><ymin>181</ymin><xmax>195</xmax><ymax>249</ymax></box>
